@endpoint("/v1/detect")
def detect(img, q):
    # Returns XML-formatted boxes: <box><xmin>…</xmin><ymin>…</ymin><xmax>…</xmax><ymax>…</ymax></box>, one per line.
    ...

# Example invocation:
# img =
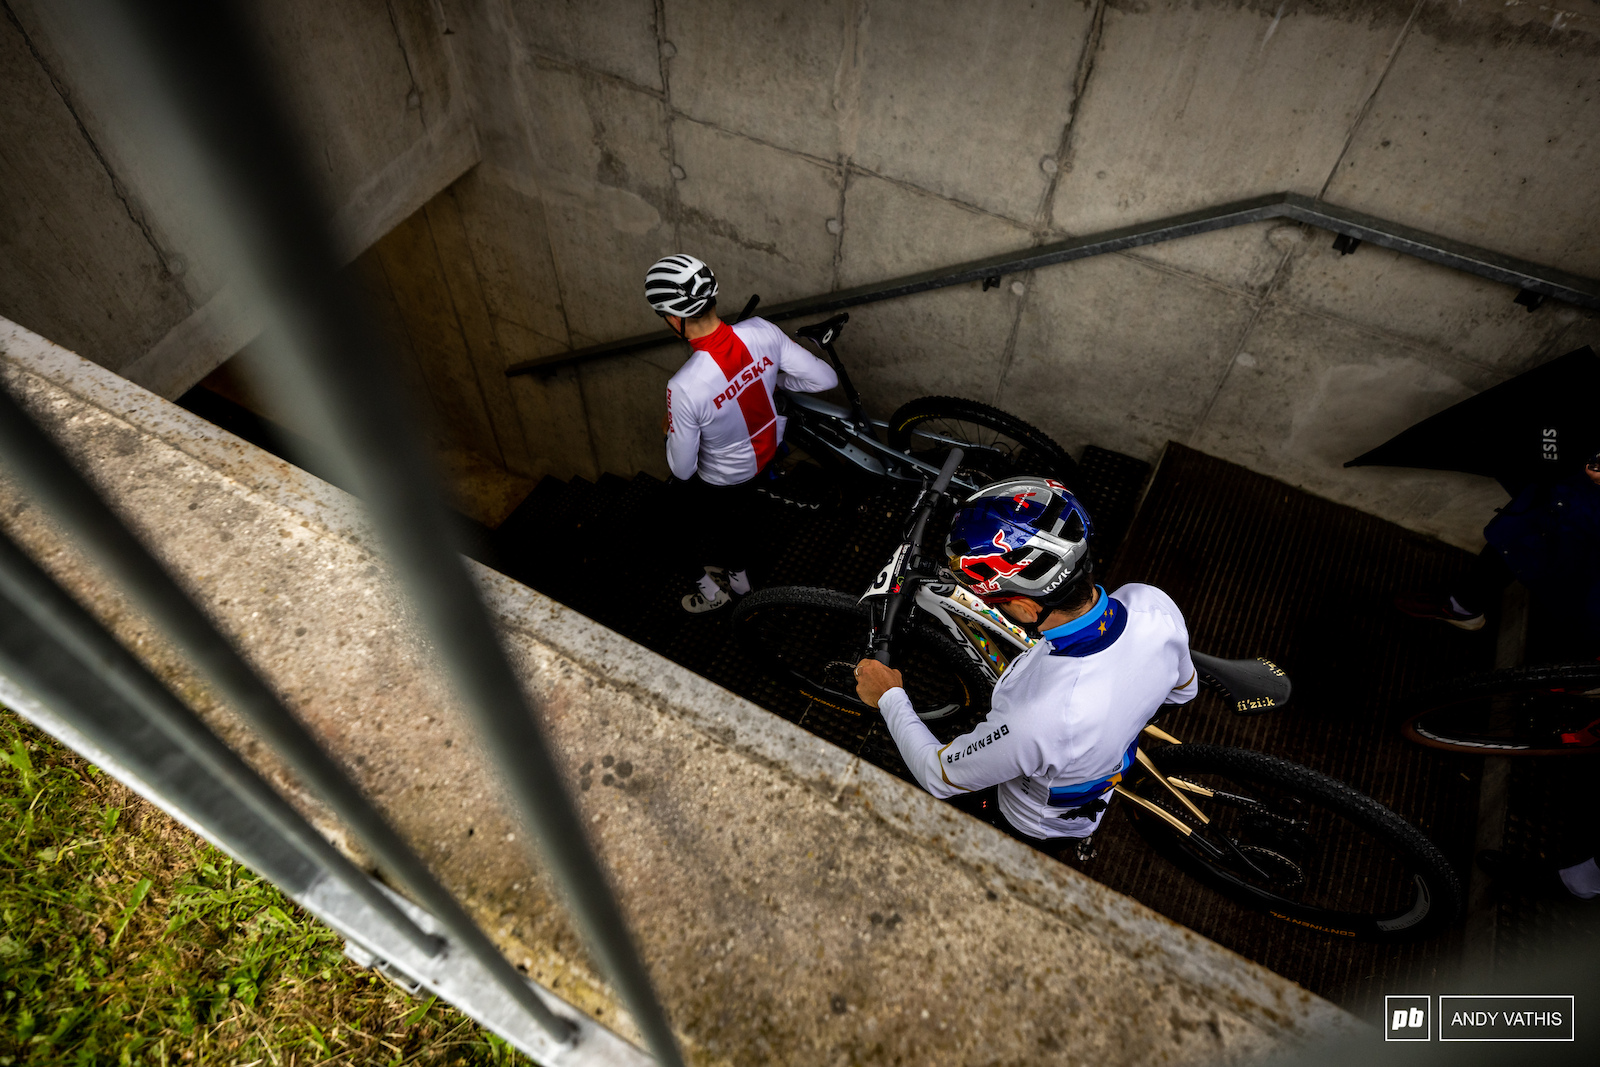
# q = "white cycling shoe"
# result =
<box><xmin>681</xmin><ymin>588</ymin><xmax>733</xmax><ymax>614</ymax></box>
<box><xmin>682</xmin><ymin>568</ymin><xmax>737</xmax><ymax>614</ymax></box>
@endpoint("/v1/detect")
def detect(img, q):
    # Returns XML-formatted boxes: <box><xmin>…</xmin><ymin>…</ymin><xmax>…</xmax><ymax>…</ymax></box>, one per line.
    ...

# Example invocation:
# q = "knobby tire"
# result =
<box><xmin>732</xmin><ymin>586</ymin><xmax>992</xmax><ymax>729</ymax></box>
<box><xmin>1402</xmin><ymin>663</ymin><xmax>1600</xmax><ymax>756</ymax></box>
<box><xmin>887</xmin><ymin>396</ymin><xmax>1080</xmax><ymax>490</ymax></box>
<box><xmin>1127</xmin><ymin>743</ymin><xmax>1463</xmax><ymax>941</ymax></box>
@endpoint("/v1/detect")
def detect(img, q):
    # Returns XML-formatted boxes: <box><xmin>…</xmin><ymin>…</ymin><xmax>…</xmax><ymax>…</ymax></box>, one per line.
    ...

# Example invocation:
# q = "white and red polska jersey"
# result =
<box><xmin>665</xmin><ymin>317</ymin><xmax>838</xmax><ymax>485</ymax></box>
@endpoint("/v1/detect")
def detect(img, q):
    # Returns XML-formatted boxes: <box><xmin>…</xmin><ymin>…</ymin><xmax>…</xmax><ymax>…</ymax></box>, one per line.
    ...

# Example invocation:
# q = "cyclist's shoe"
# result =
<box><xmin>1395</xmin><ymin>593</ymin><xmax>1485</xmax><ymax>631</ymax></box>
<box><xmin>1559</xmin><ymin>857</ymin><xmax>1600</xmax><ymax>901</ymax></box>
<box><xmin>1058</xmin><ymin>836</ymin><xmax>1098</xmax><ymax>864</ymax></box>
<box><xmin>683</xmin><ymin>570</ymin><xmax>733</xmax><ymax>614</ymax></box>
<box><xmin>681</xmin><ymin>588</ymin><xmax>733</xmax><ymax>614</ymax></box>
<box><xmin>1475</xmin><ymin>849</ymin><xmax>1590</xmax><ymax>900</ymax></box>
<box><xmin>704</xmin><ymin>566</ymin><xmax>752</xmax><ymax>596</ymax></box>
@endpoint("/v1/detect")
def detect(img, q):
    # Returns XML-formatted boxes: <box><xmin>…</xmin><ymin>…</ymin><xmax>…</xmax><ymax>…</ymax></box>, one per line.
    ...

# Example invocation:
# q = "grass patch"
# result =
<box><xmin>0</xmin><ymin>708</ymin><xmax>524</xmax><ymax>1065</ymax></box>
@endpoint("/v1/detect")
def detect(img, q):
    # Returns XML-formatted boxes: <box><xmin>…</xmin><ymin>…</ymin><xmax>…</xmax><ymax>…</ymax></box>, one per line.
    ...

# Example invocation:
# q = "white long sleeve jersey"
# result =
<box><xmin>878</xmin><ymin>584</ymin><xmax>1199</xmax><ymax>839</ymax></box>
<box><xmin>665</xmin><ymin>317</ymin><xmax>838</xmax><ymax>485</ymax></box>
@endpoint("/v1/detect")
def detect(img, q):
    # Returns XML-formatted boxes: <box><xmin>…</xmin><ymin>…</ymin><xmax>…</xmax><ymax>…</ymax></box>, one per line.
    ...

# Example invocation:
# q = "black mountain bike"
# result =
<box><xmin>733</xmin><ymin>450</ymin><xmax>1465</xmax><ymax>941</ymax></box>
<box><xmin>770</xmin><ymin>310</ymin><xmax>1076</xmax><ymax>496</ymax></box>
<box><xmin>1402</xmin><ymin>662</ymin><xmax>1600</xmax><ymax>755</ymax></box>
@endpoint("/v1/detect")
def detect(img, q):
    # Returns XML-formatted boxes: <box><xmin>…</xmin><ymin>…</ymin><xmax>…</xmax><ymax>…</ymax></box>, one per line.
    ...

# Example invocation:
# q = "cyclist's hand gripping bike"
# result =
<box><xmin>734</xmin><ymin>450</ymin><xmax>1465</xmax><ymax>941</ymax></box>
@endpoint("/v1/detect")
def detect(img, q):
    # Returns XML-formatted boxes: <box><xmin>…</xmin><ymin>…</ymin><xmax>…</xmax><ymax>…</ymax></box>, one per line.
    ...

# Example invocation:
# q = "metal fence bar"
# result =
<box><xmin>77</xmin><ymin>2</ymin><xmax>686</xmax><ymax>1063</ymax></box>
<box><xmin>0</xmin><ymin>376</ymin><xmax>577</xmax><ymax>1041</ymax></box>
<box><xmin>0</xmin><ymin>531</ymin><xmax>640</xmax><ymax>1066</ymax></box>
<box><xmin>505</xmin><ymin>191</ymin><xmax>1600</xmax><ymax>376</ymax></box>
<box><xmin>0</xmin><ymin>522</ymin><xmax>418</xmax><ymax>949</ymax></box>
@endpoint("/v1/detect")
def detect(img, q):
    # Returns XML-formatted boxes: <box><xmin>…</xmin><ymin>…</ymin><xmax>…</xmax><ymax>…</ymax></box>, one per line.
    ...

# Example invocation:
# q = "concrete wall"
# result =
<box><xmin>470</xmin><ymin>0</ymin><xmax>1600</xmax><ymax>548</ymax></box>
<box><xmin>3</xmin><ymin>1</ymin><xmax>1599</xmax><ymax>546</ymax></box>
<box><xmin>0</xmin><ymin>314</ymin><xmax>1362</xmax><ymax>1063</ymax></box>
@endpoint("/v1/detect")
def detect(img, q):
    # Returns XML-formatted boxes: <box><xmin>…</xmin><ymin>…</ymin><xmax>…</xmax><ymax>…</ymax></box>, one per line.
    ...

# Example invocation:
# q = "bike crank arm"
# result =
<box><xmin>1115</xmin><ymin>784</ymin><xmax>1275</xmax><ymax>878</ymax></box>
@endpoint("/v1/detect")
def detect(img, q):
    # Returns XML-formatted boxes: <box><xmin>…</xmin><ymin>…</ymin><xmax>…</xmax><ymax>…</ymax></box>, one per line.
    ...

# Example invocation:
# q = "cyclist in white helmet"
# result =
<box><xmin>645</xmin><ymin>254</ymin><xmax>838</xmax><ymax>612</ymax></box>
<box><xmin>854</xmin><ymin>478</ymin><xmax>1198</xmax><ymax>861</ymax></box>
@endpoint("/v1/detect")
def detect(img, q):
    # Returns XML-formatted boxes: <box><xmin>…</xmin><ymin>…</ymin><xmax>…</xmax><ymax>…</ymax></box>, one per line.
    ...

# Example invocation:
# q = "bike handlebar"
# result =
<box><xmin>873</xmin><ymin>448</ymin><xmax>963</xmax><ymax>665</ymax></box>
<box><xmin>931</xmin><ymin>447</ymin><xmax>964</xmax><ymax>494</ymax></box>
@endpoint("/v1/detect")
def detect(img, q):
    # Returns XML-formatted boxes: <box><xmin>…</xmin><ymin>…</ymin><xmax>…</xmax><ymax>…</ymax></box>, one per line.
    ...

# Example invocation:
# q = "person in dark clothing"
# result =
<box><xmin>1398</xmin><ymin>451</ymin><xmax>1600</xmax><ymax>651</ymax></box>
<box><xmin>1402</xmin><ymin>451</ymin><xmax>1600</xmax><ymax>903</ymax></box>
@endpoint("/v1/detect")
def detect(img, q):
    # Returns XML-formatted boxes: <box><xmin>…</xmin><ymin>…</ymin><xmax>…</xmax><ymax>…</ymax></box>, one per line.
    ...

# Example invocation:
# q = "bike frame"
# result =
<box><xmin>777</xmin><ymin>311</ymin><xmax>996</xmax><ymax>496</ymax></box>
<box><xmin>778</xmin><ymin>391</ymin><xmax>985</xmax><ymax>495</ymax></box>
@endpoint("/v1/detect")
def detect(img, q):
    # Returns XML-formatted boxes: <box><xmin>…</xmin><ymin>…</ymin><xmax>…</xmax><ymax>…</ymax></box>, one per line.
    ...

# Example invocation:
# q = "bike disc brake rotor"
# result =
<box><xmin>1230</xmin><ymin>844</ymin><xmax>1305</xmax><ymax>891</ymax></box>
<box><xmin>909</xmin><ymin>420</ymin><xmax>1036</xmax><ymax>483</ymax></box>
<box><xmin>1147</xmin><ymin>768</ymin><xmax>1426</xmax><ymax>932</ymax></box>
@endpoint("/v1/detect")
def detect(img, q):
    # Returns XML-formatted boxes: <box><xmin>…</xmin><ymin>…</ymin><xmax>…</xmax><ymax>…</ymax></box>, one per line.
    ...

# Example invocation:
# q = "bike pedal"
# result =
<box><xmin>1070</xmin><ymin>838</ymin><xmax>1098</xmax><ymax>864</ymax></box>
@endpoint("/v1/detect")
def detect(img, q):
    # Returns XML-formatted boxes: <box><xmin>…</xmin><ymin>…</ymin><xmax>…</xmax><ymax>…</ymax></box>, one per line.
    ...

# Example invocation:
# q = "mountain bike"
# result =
<box><xmin>770</xmin><ymin>311</ymin><xmax>1077</xmax><ymax>498</ymax></box>
<box><xmin>732</xmin><ymin>450</ymin><xmax>1465</xmax><ymax>941</ymax></box>
<box><xmin>1402</xmin><ymin>662</ymin><xmax>1600</xmax><ymax>755</ymax></box>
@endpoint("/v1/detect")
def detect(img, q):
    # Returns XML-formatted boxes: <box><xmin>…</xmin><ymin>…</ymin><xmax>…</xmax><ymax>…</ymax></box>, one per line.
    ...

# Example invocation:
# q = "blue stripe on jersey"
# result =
<box><xmin>1043</xmin><ymin>589</ymin><xmax>1127</xmax><ymax>657</ymax></box>
<box><xmin>1045</xmin><ymin>738</ymin><xmax>1139</xmax><ymax>807</ymax></box>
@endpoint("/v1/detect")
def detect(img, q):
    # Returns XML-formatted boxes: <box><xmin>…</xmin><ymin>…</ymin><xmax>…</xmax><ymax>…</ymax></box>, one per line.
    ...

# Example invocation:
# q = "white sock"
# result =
<box><xmin>728</xmin><ymin>569</ymin><xmax>752</xmax><ymax>596</ymax></box>
<box><xmin>697</xmin><ymin>572</ymin><xmax>722</xmax><ymax>600</ymax></box>
<box><xmin>1558</xmin><ymin>857</ymin><xmax>1600</xmax><ymax>900</ymax></box>
<box><xmin>1447</xmin><ymin>596</ymin><xmax>1477</xmax><ymax>617</ymax></box>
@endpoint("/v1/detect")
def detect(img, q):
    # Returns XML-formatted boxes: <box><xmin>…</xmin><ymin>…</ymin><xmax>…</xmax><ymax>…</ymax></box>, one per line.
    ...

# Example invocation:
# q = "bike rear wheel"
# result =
<box><xmin>1402</xmin><ymin>664</ymin><xmax>1600</xmax><ymax>755</ymax></box>
<box><xmin>1126</xmin><ymin>743</ymin><xmax>1463</xmax><ymax>941</ymax></box>
<box><xmin>732</xmin><ymin>586</ymin><xmax>991</xmax><ymax>728</ymax></box>
<box><xmin>887</xmin><ymin>396</ymin><xmax>1079</xmax><ymax>490</ymax></box>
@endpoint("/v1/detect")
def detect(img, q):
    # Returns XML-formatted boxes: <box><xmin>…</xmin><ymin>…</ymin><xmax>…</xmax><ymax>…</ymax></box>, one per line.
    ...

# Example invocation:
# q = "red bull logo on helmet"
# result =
<box><xmin>955</xmin><ymin>528</ymin><xmax>1032</xmax><ymax>594</ymax></box>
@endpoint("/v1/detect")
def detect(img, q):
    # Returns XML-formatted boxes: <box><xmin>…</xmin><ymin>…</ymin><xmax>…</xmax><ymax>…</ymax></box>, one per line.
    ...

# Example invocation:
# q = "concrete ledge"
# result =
<box><xmin>0</xmin><ymin>315</ymin><xmax>1360</xmax><ymax>1064</ymax></box>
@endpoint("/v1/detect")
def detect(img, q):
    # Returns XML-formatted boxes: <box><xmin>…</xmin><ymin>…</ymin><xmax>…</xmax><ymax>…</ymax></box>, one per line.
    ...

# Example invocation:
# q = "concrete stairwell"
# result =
<box><xmin>0</xmin><ymin>314</ymin><xmax>1360</xmax><ymax>1064</ymax></box>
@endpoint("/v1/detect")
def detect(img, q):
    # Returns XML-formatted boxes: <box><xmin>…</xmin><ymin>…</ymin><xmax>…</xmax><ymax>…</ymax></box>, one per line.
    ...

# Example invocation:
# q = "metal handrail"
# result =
<box><xmin>506</xmin><ymin>191</ymin><xmax>1600</xmax><ymax>377</ymax></box>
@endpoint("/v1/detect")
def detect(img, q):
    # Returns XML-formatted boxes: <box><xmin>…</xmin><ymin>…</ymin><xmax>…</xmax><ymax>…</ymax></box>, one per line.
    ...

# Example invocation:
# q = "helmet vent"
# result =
<box><xmin>1019</xmin><ymin>554</ymin><xmax>1058</xmax><ymax>581</ymax></box>
<box><xmin>1038</xmin><ymin>495</ymin><xmax>1065</xmax><ymax>532</ymax></box>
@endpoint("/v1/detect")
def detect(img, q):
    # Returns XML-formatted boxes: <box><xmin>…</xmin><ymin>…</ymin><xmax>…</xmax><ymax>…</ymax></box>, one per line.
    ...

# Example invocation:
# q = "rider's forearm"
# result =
<box><xmin>664</xmin><ymin>426</ymin><xmax>699</xmax><ymax>480</ymax></box>
<box><xmin>877</xmin><ymin>688</ymin><xmax>967</xmax><ymax>799</ymax></box>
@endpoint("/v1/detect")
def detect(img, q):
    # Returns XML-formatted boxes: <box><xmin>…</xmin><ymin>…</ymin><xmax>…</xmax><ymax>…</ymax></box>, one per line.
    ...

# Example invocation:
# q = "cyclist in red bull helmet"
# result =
<box><xmin>854</xmin><ymin>477</ymin><xmax>1198</xmax><ymax>860</ymax></box>
<box><xmin>646</xmin><ymin>254</ymin><xmax>838</xmax><ymax>612</ymax></box>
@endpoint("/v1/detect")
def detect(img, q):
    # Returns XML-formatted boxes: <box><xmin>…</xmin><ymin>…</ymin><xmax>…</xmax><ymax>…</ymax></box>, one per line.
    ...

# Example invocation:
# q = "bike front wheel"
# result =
<box><xmin>732</xmin><ymin>586</ymin><xmax>992</xmax><ymax>728</ymax></box>
<box><xmin>887</xmin><ymin>396</ymin><xmax>1079</xmax><ymax>490</ymax></box>
<box><xmin>1402</xmin><ymin>664</ymin><xmax>1600</xmax><ymax>755</ymax></box>
<box><xmin>1125</xmin><ymin>743</ymin><xmax>1463</xmax><ymax>941</ymax></box>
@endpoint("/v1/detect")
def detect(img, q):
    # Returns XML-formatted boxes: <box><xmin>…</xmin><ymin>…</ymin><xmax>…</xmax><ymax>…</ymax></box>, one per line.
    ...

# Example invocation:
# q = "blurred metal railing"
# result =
<box><xmin>0</xmin><ymin>1</ymin><xmax>685</xmax><ymax>1064</ymax></box>
<box><xmin>505</xmin><ymin>191</ymin><xmax>1600</xmax><ymax>376</ymax></box>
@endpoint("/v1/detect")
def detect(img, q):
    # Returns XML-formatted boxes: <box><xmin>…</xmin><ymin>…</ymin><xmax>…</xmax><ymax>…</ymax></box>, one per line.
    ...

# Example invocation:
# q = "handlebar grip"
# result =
<box><xmin>931</xmin><ymin>448</ymin><xmax>964</xmax><ymax>494</ymax></box>
<box><xmin>731</xmin><ymin>293</ymin><xmax>761</xmax><ymax>325</ymax></box>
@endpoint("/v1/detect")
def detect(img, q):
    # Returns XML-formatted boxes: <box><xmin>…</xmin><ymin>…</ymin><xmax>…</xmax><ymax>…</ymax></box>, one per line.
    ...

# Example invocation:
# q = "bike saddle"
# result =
<box><xmin>795</xmin><ymin>312</ymin><xmax>849</xmax><ymax>347</ymax></box>
<box><xmin>1190</xmin><ymin>651</ymin><xmax>1293</xmax><ymax>715</ymax></box>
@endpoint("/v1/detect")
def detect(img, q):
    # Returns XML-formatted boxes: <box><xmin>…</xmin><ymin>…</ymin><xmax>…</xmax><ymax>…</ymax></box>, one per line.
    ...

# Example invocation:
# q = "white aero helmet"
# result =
<box><xmin>644</xmin><ymin>254</ymin><xmax>719</xmax><ymax>318</ymax></box>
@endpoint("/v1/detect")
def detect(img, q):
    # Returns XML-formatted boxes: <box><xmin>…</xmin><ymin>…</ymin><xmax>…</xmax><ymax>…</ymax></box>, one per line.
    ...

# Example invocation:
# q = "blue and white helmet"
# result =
<box><xmin>644</xmin><ymin>254</ymin><xmax>719</xmax><ymax>317</ymax></box>
<box><xmin>945</xmin><ymin>477</ymin><xmax>1094</xmax><ymax>606</ymax></box>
